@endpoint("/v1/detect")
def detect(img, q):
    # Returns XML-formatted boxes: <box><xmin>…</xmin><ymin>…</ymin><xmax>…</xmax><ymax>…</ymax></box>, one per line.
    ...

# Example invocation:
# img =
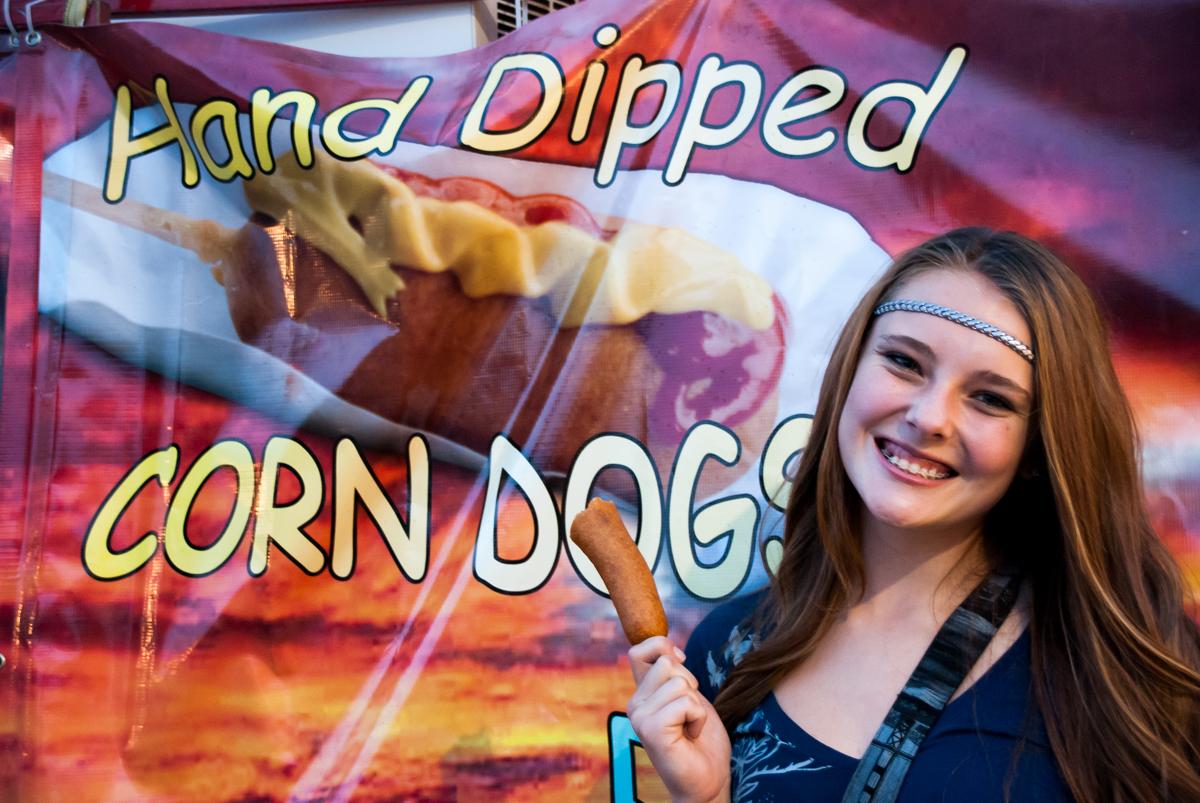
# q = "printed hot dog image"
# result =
<box><xmin>41</xmin><ymin>146</ymin><xmax>791</xmax><ymax>492</ymax></box>
<box><xmin>227</xmin><ymin>150</ymin><xmax>787</xmax><ymax>483</ymax></box>
<box><xmin>569</xmin><ymin>498</ymin><xmax>668</xmax><ymax>645</ymax></box>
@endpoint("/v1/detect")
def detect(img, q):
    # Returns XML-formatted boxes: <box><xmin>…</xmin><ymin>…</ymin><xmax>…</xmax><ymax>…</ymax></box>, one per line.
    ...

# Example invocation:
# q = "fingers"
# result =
<box><xmin>639</xmin><ymin>689</ymin><xmax>707</xmax><ymax>733</ymax></box>
<box><xmin>640</xmin><ymin>672</ymin><xmax>705</xmax><ymax>721</ymax></box>
<box><xmin>666</xmin><ymin>695</ymin><xmax>709</xmax><ymax>741</ymax></box>
<box><xmin>629</xmin><ymin>674</ymin><xmax>709</xmax><ymax>744</ymax></box>
<box><xmin>628</xmin><ymin>652</ymin><xmax>707</xmax><ymax>746</ymax></box>
<box><xmin>628</xmin><ymin>636</ymin><xmax>686</xmax><ymax>684</ymax></box>
<box><xmin>624</xmin><ymin>646</ymin><xmax>730</xmax><ymax>800</ymax></box>
<box><xmin>630</xmin><ymin>655</ymin><xmax>699</xmax><ymax>707</ymax></box>
<box><xmin>631</xmin><ymin>660</ymin><xmax>690</xmax><ymax>706</ymax></box>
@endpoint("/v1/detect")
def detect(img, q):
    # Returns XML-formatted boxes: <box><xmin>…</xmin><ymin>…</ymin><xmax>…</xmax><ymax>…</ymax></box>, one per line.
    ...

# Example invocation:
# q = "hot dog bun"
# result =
<box><xmin>569</xmin><ymin>498</ymin><xmax>668</xmax><ymax>644</ymax></box>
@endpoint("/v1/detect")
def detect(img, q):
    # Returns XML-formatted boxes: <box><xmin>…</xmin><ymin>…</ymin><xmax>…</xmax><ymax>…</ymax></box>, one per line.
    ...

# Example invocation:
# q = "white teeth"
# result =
<box><xmin>882</xmin><ymin>446</ymin><xmax>951</xmax><ymax>480</ymax></box>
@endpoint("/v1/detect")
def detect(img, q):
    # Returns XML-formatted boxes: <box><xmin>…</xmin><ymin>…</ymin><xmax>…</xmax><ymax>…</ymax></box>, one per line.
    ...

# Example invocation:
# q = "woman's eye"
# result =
<box><xmin>973</xmin><ymin>391</ymin><xmax>1015</xmax><ymax>412</ymax></box>
<box><xmin>882</xmin><ymin>351</ymin><xmax>920</xmax><ymax>372</ymax></box>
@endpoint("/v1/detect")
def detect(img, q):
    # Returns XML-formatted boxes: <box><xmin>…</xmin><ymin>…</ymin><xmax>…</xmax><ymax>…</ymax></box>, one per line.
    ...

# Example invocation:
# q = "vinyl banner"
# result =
<box><xmin>2</xmin><ymin>0</ymin><xmax>1197</xmax><ymax>799</ymax></box>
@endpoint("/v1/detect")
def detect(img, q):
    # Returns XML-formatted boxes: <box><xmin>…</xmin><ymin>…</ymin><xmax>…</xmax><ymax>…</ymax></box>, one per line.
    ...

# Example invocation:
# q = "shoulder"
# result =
<box><xmin>952</xmin><ymin>580</ymin><xmax>1032</xmax><ymax>703</ymax></box>
<box><xmin>683</xmin><ymin>588</ymin><xmax>768</xmax><ymax>702</ymax></box>
<box><xmin>903</xmin><ymin>630</ymin><xmax>1071</xmax><ymax>801</ymax></box>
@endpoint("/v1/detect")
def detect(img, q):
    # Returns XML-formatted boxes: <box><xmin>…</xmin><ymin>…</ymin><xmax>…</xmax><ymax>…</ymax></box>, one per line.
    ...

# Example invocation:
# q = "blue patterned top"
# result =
<box><xmin>683</xmin><ymin>592</ymin><xmax>1072</xmax><ymax>802</ymax></box>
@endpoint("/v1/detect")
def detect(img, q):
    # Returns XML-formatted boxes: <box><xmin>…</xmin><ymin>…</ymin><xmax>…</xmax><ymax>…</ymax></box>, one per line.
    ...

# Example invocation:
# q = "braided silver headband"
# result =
<box><xmin>873</xmin><ymin>300</ymin><xmax>1035</xmax><ymax>363</ymax></box>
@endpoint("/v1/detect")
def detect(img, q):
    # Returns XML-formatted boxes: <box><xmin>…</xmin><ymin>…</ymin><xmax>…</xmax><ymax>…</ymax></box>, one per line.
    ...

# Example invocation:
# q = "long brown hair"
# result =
<box><xmin>714</xmin><ymin>228</ymin><xmax>1200</xmax><ymax>801</ymax></box>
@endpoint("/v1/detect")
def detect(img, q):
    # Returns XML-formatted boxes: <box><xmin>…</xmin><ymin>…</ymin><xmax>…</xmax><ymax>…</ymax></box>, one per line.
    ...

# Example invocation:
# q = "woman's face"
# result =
<box><xmin>836</xmin><ymin>269</ymin><xmax>1035</xmax><ymax>540</ymax></box>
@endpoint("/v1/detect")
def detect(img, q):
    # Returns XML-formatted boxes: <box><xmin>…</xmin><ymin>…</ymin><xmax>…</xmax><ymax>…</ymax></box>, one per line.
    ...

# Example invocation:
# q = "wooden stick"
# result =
<box><xmin>41</xmin><ymin>171</ymin><xmax>239</xmax><ymax>265</ymax></box>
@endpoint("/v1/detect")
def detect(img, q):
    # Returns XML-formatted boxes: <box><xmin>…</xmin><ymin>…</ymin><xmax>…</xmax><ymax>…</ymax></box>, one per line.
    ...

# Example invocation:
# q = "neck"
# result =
<box><xmin>852</xmin><ymin>516</ymin><xmax>991</xmax><ymax>629</ymax></box>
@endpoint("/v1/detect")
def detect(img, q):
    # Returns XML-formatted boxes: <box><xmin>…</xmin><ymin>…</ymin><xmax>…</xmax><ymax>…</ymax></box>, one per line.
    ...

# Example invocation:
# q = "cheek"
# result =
<box><xmin>837</xmin><ymin>372</ymin><xmax>876</xmax><ymax>453</ymax></box>
<box><xmin>840</xmin><ymin>368</ymin><xmax>901</xmax><ymax>432</ymax></box>
<box><xmin>836</xmin><ymin>386</ymin><xmax>858</xmax><ymax>451</ymax></box>
<box><xmin>965</xmin><ymin>421</ymin><xmax>1028</xmax><ymax>481</ymax></box>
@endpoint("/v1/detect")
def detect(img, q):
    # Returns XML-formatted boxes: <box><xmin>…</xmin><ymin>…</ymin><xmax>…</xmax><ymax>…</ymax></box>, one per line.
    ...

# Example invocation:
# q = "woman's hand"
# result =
<box><xmin>627</xmin><ymin>637</ymin><xmax>732</xmax><ymax>803</ymax></box>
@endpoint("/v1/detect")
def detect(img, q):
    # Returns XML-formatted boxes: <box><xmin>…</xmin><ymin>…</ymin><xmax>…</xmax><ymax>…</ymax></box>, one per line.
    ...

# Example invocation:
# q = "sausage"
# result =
<box><xmin>569</xmin><ymin>498</ymin><xmax>668</xmax><ymax>644</ymax></box>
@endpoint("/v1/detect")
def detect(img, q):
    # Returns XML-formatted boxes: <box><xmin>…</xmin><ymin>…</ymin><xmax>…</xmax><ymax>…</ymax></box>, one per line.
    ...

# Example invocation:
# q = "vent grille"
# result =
<box><xmin>497</xmin><ymin>0</ymin><xmax>582</xmax><ymax>36</ymax></box>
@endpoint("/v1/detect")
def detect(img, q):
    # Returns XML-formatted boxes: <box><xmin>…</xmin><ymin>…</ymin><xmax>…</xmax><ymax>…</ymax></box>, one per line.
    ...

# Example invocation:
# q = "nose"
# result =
<box><xmin>904</xmin><ymin>383</ymin><xmax>954</xmax><ymax>441</ymax></box>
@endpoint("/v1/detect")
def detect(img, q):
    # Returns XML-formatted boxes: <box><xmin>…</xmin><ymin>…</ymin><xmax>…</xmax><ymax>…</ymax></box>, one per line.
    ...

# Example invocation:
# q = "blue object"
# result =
<box><xmin>684</xmin><ymin>592</ymin><xmax>1072</xmax><ymax>802</ymax></box>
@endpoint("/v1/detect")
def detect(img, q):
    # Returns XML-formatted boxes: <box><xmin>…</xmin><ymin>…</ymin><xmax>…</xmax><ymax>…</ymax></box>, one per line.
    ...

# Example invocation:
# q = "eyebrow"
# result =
<box><xmin>880</xmin><ymin>334</ymin><xmax>934</xmax><ymax>361</ymax></box>
<box><xmin>878</xmin><ymin>334</ymin><xmax>1033</xmax><ymax>404</ymax></box>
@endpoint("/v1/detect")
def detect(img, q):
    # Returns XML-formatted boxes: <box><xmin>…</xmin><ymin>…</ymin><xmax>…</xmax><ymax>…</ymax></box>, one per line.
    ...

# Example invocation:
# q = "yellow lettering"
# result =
<box><xmin>846</xmin><ymin>45</ymin><xmax>967</xmax><ymax>172</ymax></box>
<box><xmin>758</xmin><ymin>415</ymin><xmax>813</xmax><ymax>574</ymax></box>
<box><xmin>595</xmin><ymin>56</ymin><xmax>682</xmax><ymax>188</ymax></box>
<box><xmin>320</xmin><ymin>77</ymin><xmax>432</xmax><ymax>160</ymax></box>
<box><xmin>472</xmin><ymin>435</ymin><xmax>560</xmax><ymax>594</ymax></box>
<box><xmin>761</xmin><ymin>68</ymin><xmax>845</xmax><ymax>158</ymax></box>
<box><xmin>250</xmin><ymin>436</ymin><xmax>326</xmax><ymax>576</ymax></box>
<box><xmin>331</xmin><ymin>436</ymin><xmax>428</xmax><ymax>581</ymax></box>
<box><xmin>569</xmin><ymin>25</ymin><xmax>621</xmax><ymax>144</ymax></box>
<box><xmin>759</xmin><ymin>415</ymin><xmax>813</xmax><ymax>510</ymax></box>
<box><xmin>562</xmin><ymin>435</ymin><xmax>662</xmax><ymax>595</ymax></box>
<box><xmin>190</xmin><ymin>99</ymin><xmax>255</xmax><ymax>183</ymax></box>
<box><xmin>164</xmin><ymin>440</ymin><xmax>254</xmax><ymax>576</ymax></box>
<box><xmin>104</xmin><ymin>77</ymin><xmax>198</xmax><ymax>202</ymax></box>
<box><xmin>664</xmin><ymin>56</ymin><xmax>762</xmax><ymax>185</ymax></box>
<box><xmin>461</xmin><ymin>53</ymin><xmax>564</xmax><ymax>153</ymax></box>
<box><xmin>82</xmin><ymin>445</ymin><xmax>178</xmax><ymax>580</ymax></box>
<box><xmin>251</xmin><ymin>88</ymin><xmax>317</xmax><ymax>172</ymax></box>
<box><xmin>668</xmin><ymin>422</ymin><xmax>757</xmax><ymax>600</ymax></box>
<box><xmin>570</xmin><ymin>61</ymin><xmax>607</xmax><ymax>144</ymax></box>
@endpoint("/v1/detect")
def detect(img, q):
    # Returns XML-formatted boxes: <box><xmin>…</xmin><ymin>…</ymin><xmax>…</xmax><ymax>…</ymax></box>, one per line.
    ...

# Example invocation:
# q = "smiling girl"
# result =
<box><xmin>626</xmin><ymin>228</ymin><xmax>1200</xmax><ymax>802</ymax></box>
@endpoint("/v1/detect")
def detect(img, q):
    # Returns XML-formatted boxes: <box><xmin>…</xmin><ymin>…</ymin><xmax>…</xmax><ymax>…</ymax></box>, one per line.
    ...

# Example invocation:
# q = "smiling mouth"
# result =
<box><xmin>876</xmin><ymin>438</ymin><xmax>957</xmax><ymax>481</ymax></box>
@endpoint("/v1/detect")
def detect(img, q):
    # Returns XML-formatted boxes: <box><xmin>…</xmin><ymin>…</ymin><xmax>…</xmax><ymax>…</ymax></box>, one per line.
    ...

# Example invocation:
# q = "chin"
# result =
<box><xmin>861</xmin><ymin>490</ymin><xmax>981</xmax><ymax>535</ymax></box>
<box><xmin>860</xmin><ymin>495</ymin><xmax>931</xmax><ymax>531</ymax></box>
<box><xmin>868</xmin><ymin>509</ymin><xmax>931</xmax><ymax>532</ymax></box>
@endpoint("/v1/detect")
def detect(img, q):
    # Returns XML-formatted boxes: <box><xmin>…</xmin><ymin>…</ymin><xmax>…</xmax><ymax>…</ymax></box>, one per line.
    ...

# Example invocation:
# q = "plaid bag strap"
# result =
<box><xmin>840</xmin><ymin>566</ymin><xmax>1024</xmax><ymax>803</ymax></box>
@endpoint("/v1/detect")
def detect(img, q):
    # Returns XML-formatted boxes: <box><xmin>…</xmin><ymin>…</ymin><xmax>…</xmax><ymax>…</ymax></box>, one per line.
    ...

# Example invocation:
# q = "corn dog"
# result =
<box><xmin>569</xmin><ymin>498</ymin><xmax>668</xmax><ymax>644</ymax></box>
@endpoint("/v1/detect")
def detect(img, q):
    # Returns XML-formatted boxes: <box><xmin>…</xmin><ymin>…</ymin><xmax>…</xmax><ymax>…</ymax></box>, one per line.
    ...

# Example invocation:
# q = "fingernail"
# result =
<box><xmin>673</xmin><ymin>647</ymin><xmax>686</xmax><ymax>661</ymax></box>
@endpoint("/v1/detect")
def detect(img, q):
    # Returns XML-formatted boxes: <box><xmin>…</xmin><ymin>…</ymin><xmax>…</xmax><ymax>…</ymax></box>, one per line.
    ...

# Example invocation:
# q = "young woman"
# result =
<box><xmin>626</xmin><ymin>228</ymin><xmax>1200</xmax><ymax>802</ymax></box>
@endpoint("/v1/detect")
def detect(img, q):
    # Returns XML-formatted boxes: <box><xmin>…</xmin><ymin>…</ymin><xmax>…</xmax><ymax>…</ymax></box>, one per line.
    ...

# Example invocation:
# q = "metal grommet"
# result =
<box><xmin>5</xmin><ymin>33</ymin><xmax>17</xmax><ymax>49</ymax></box>
<box><xmin>23</xmin><ymin>28</ymin><xmax>37</xmax><ymax>45</ymax></box>
<box><xmin>0</xmin><ymin>652</ymin><xmax>6</xmax><ymax>669</ymax></box>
